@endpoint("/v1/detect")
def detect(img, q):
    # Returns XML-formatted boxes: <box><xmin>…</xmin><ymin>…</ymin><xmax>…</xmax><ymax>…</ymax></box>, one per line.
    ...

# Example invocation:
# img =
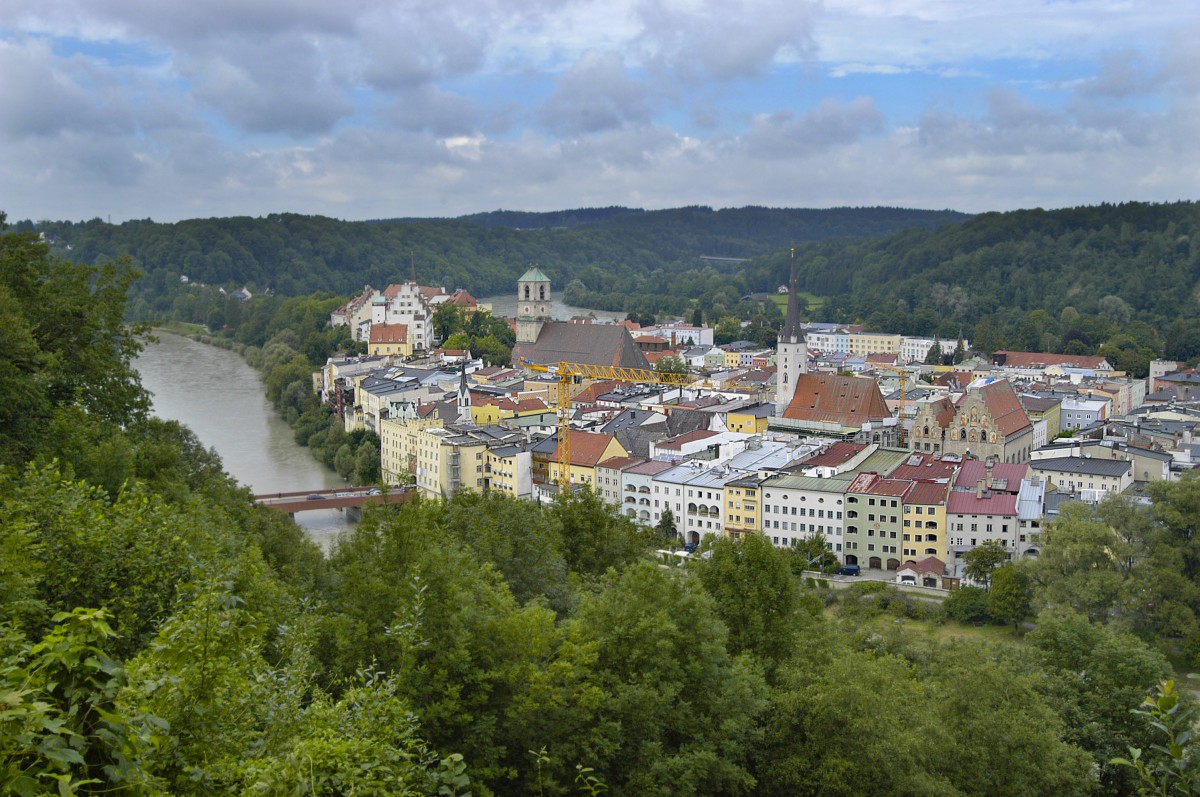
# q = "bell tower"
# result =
<box><xmin>775</xmin><ymin>249</ymin><xmax>808</xmax><ymax>416</ymax></box>
<box><xmin>516</xmin><ymin>266</ymin><xmax>552</xmax><ymax>344</ymax></box>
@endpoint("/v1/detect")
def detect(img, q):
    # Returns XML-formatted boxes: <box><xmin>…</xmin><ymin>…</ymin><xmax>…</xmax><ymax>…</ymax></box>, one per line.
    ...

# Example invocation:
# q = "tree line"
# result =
<box><xmin>5</xmin><ymin>214</ymin><xmax>1200</xmax><ymax>795</ymax></box>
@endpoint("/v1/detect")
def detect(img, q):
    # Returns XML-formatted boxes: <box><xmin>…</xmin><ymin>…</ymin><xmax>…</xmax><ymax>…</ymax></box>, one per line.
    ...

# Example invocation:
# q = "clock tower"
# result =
<box><xmin>516</xmin><ymin>266</ymin><xmax>552</xmax><ymax>344</ymax></box>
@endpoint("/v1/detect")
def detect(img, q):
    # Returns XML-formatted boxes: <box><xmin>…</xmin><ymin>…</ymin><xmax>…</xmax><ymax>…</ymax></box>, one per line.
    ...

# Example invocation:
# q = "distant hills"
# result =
<box><xmin>15</xmin><ymin>201</ymin><xmax>1200</xmax><ymax>368</ymax></box>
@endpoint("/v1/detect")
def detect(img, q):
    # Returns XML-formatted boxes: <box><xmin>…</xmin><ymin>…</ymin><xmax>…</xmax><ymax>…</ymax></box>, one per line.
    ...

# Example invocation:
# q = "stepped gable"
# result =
<box><xmin>782</xmin><ymin>373</ymin><xmax>890</xmax><ymax>427</ymax></box>
<box><xmin>512</xmin><ymin>322</ymin><xmax>650</xmax><ymax>369</ymax></box>
<box><xmin>978</xmin><ymin>380</ymin><xmax>1032</xmax><ymax>437</ymax></box>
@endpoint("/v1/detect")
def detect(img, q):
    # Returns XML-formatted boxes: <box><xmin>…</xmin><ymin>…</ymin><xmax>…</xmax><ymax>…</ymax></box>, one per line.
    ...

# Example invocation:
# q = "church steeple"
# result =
<box><xmin>516</xmin><ymin>266</ymin><xmax>552</xmax><ymax>344</ymax></box>
<box><xmin>456</xmin><ymin>359</ymin><xmax>473</xmax><ymax>425</ymax></box>
<box><xmin>775</xmin><ymin>248</ymin><xmax>808</xmax><ymax>416</ymax></box>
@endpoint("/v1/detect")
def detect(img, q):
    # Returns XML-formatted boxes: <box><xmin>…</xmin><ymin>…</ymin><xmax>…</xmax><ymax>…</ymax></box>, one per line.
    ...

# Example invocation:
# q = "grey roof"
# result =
<box><xmin>601</xmin><ymin>409</ymin><xmax>665</xmax><ymax>433</ymax></box>
<box><xmin>1030</xmin><ymin>457</ymin><xmax>1132</xmax><ymax>477</ymax></box>
<box><xmin>512</xmin><ymin>322</ymin><xmax>649</xmax><ymax>369</ymax></box>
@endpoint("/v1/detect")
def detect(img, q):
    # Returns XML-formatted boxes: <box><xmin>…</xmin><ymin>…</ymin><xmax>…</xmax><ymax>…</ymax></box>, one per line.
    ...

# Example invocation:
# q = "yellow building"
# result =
<box><xmin>723</xmin><ymin>477</ymin><xmax>762</xmax><ymax>539</ymax></box>
<box><xmin>849</xmin><ymin>332</ymin><xmax>902</xmax><ymax>358</ymax></box>
<box><xmin>379</xmin><ymin>416</ymin><xmax>444</xmax><ymax>484</ymax></box>
<box><xmin>726</xmin><ymin>405</ymin><xmax>772</xmax><ymax>434</ymax></box>
<box><xmin>901</xmin><ymin>481</ymin><xmax>950</xmax><ymax>564</ymax></box>
<box><xmin>535</xmin><ymin>431</ymin><xmax>628</xmax><ymax>489</ymax></box>
<box><xmin>486</xmin><ymin>445</ymin><xmax>532</xmax><ymax>499</ymax></box>
<box><xmin>368</xmin><ymin>323</ymin><xmax>413</xmax><ymax>357</ymax></box>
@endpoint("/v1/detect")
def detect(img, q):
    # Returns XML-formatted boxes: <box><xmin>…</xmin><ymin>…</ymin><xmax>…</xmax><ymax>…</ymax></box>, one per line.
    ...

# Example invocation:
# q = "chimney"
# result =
<box><xmin>977</xmin><ymin>479</ymin><xmax>986</xmax><ymax>500</ymax></box>
<box><xmin>985</xmin><ymin>455</ymin><xmax>996</xmax><ymax>489</ymax></box>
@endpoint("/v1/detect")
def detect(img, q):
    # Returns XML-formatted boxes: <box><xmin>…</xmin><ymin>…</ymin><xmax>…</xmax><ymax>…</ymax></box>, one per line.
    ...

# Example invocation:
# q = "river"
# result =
<box><xmin>478</xmin><ymin>294</ymin><xmax>628</xmax><ymax>322</ymax></box>
<box><xmin>134</xmin><ymin>332</ymin><xmax>353</xmax><ymax>550</ymax></box>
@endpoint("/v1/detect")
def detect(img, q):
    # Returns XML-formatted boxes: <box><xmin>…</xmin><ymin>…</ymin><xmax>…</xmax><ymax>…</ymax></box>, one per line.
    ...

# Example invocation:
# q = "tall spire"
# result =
<box><xmin>456</xmin><ymin>359</ymin><xmax>473</xmax><ymax>425</ymax></box>
<box><xmin>780</xmin><ymin>246</ymin><xmax>803</xmax><ymax>343</ymax></box>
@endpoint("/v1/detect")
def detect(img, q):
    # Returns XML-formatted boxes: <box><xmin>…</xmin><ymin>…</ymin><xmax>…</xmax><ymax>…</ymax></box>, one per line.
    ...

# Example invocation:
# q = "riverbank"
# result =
<box><xmin>136</xmin><ymin>330</ymin><xmax>357</xmax><ymax>549</ymax></box>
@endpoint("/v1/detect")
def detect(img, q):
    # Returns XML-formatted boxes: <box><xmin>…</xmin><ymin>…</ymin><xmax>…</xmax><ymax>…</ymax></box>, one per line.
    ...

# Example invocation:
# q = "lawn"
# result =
<box><xmin>770</xmin><ymin>291</ymin><xmax>825</xmax><ymax>316</ymax></box>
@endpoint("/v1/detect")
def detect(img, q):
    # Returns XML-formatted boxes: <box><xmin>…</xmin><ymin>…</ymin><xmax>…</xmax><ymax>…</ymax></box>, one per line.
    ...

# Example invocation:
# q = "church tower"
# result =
<box><xmin>516</xmin><ymin>266</ymin><xmax>552</xmax><ymax>344</ymax></box>
<box><xmin>775</xmin><ymin>250</ymin><xmax>808</xmax><ymax>416</ymax></box>
<box><xmin>456</xmin><ymin>360</ymin><xmax>473</xmax><ymax>425</ymax></box>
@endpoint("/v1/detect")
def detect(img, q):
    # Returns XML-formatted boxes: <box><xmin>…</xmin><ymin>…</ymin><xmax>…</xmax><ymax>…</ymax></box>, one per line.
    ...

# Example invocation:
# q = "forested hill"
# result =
<box><xmin>717</xmin><ymin>201</ymin><xmax>1200</xmax><ymax>363</ymax></box>
<box><xmin>18</xmin><ymin>205</ymin><xmax>967</xmax><ymax>302</ymax></box>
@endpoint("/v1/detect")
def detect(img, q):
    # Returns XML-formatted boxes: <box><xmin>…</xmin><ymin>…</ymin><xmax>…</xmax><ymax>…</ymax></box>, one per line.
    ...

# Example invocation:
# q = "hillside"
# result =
<box><xmin>16</xmin><ymin>206</ymin><xmax>966</xmax><ymax>311</ymax></box>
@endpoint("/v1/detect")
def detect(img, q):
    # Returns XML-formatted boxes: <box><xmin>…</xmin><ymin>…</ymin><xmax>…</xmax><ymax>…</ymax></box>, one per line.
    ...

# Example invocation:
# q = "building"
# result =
<box><xmin>844</xmin><ymin>473</ymin><xmax>909</xmax><ymax>570</ymax></box>
<box><xmin>774</xmin><ymin>256</ymin><xmax>808</xmax><ymax>415</ymax></box>
<box><xmin>511</xmin><ymin>270</ymin><xmax>649</xmax><ymax>370</ymax></box>
<box><xmin>759</xmin><ymin>473</ymin><xmax>852</xmax><ymax>554</ymax></box>
<box><xmin>910</xmin><ymin>378</ymin><xmax>1034</xmax><ymax>463</ymax></box>
<box><xmin>724</xmin><ymin>477</ymin><xmax>762</xmax><ymax>539</ymax></box>
<box><xmin>901</xmin><ymin>480</ymin><xmax>950</xmax><ymax>564</ymax></box>
<box><xmin>945</xmin><ymin>459</ymin><xmax>1028</xmax><ymax>577</ymax></box>
<box><xmin>368</xmin><ymin>323</ymin><xmax>412</xmax><ymax>357</ymax></box>
<box><xmin>776</xmin><ymin>373</ymin><xmax>894</xmax><ymax>440</ymax></box>
<box><xmin>849</xmin><ymin>332</ymin><xmax>902</xmax><ymax>358</ymax></box>
<box><xmin>1029</xmin><ymin>457</ymin><xmax>1133</xmax><ymax>502</ymax></box>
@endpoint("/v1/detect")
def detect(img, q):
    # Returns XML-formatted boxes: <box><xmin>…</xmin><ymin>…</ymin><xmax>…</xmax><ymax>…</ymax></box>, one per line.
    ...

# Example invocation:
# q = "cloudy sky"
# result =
<box><xmin>1</xmin><ymin>0</ymin><xmax>1197</xmax><ymax>223</ymax></box>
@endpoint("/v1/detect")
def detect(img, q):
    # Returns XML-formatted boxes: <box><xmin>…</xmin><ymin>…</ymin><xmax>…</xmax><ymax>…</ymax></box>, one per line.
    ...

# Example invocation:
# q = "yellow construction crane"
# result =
<box><xmin>874</xmin><ymin>363</ymin><xmax>916</xmax><ymax>445</ymax></box>
<box><xmin>519</xmin><ymin>359</ymin><xmax>694</xmax><ymax>489</ymax></box>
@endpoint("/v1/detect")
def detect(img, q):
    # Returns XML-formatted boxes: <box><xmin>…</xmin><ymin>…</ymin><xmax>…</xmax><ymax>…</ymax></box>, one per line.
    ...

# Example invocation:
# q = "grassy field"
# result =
<box><xmin>770</xmin><ymin>291</ymin><xmax>825</xmax><ymax>316</ymax></box>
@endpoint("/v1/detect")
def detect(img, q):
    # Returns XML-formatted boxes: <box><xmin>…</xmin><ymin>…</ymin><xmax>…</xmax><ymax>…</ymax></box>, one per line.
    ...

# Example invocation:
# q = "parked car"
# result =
<box><xmin>305</xmin><ymin>493</ymin><xmax>325</xmax><ymax>500</ymax></box>
<box><xmin>683</xmin><ymin>542</ymin><xmax>698</xmax><ymax>553</ymax></box>
<box><xmin>835</xmin><ymin>564</ymin><xmax>861</xmax><ymax>576</ymax></box>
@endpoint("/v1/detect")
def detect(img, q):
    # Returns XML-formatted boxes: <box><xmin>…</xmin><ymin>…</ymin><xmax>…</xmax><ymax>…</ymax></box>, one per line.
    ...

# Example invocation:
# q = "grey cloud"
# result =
<box><xmin>381</xmin><ymin>86</ymin><xmax>481</xmax><ymax>136</ymax></box>
<box><xmin>1079</xmin><ymin>50</ymin><xmax>1153</xmax><ymax>99</ymax></box>
<box><xmin>0</xmin><ymin>39</ymin><xmax>136</xmax><ymax>139</ymax></box>
<box><xmin>635</xmin><ymin>0</ymin><xmax>819</xmax><ymax>83</ymax></box>
<box><xmin>539</xmin><ymin>50</ymin><xmax>652</xmax><ymax>135</ymax></box>
<box><xmin>738</xmin><ymin>97</ymin><xmax>884</xmax><ymax>159</ymax></box>
<box><xmin>182</xmin><ymin>34</ymin><xmax>354</xmax><ymax>135</ymax></box>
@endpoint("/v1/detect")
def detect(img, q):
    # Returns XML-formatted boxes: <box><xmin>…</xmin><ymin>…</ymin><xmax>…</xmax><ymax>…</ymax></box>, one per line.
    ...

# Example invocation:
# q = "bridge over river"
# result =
<box><xmin>255</xmin><ymin>486</ymin><xmax>416</xmax><ymax>514</ymax></box>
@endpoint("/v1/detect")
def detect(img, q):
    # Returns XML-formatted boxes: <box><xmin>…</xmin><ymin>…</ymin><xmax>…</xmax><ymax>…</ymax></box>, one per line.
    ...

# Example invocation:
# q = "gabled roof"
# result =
<box><xmin>920</xmin><ymin>396</ymin><xmax>957</xmax><ymax>430</ymax></box>
<box><xmin>656</xmin><ymin>429</ymin><xmax>719</xmax><ymax>451</ymax></box>
<box><xmin>802</xmin><ymin>441</ymin><xmax>868</xmax><ymax>468</ymax></box>
<box><xmin>369</xmin><ymin>323</ymin><xmax>408</xmax><ymax>344</ymax></box>
<box><xmin>898</xmin><ymin>557</ymin><xmax>945</xmax><ymax>576</ymax></box>
<box><xmin>597</xmin><ymin>455</ymin><xmax>647</xmax><ymax>472</ymax></box>
<box><xmin>448</xmin><ymin>289</ymin><xmax>477</xmax><ymax>307</ymax></box>
<box><xmin>890</xmin><ymin>453</ymin><xmax>960</xmax><ymax>482</ymax></box>
<box><xmin>903</xmin><ymin>480</ymin><xmax>951</xmax><ymax>506</ymax></box>
<box><xmin>513</xmin><ymin>322</ymin><xmax>650</xmax><ymax>370</ymax></box>
<box><xmin>977</xmin><ymin>380</ymin><xmax>1033</xmax><ymax>437</ymax></box>
<box><xmin>782</xmin><ymin>373</ymin><xmax>891</xmax><ymax>428</ymax></box>
<box><xmin>532</xmin><ymin>430</ymin><xmax>621</xmax><ymax>467</ymax></box>
<box><xmin>953</xmin><ymin>460</ymin><xmax>1028</xmax><ymax>492</ymax></box>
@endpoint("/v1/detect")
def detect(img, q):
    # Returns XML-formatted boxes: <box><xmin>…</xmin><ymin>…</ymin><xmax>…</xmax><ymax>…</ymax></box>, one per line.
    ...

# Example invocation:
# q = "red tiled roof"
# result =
<box><xmin>994</xmin><ymin>350</ymin><xmax>1110</xmax><ymax>369</ymax></box>
<box><xmin>947</xmin><ymin>490</ymin><xmax>1018</xmax><ymax>516</ymax></box>
<box><xmin>902</xmin><ymin>480</ymin><xmax>950</xmax><ymax>506</ymax></box>
<box><xmin>890</xmin><ymin>453</ymin><xmax>960</xmax><ymax>482</ymax></box>
<box><xmin>783</xmin><ymin>374</ymin><xmax>891</xmax><ymax>428</ymax></box>
<box><xmin>448</xmin><ymin>289</ymin><xmax>477</xmax><ymax>307</ymax></box>
<box><xmin>562</xmin><ymin>431</ymin><xmax>621</xmax><ymax>467</ymax></box>
<box><xmin>864</xmin><ymin>478</ymin><xmax>911</xmax><ymax>497</ymax></box>
<box><xmin>899</xmin><ymin>557</ymin><xmax>945</xmax><ymax>575</ymax></box>
<box><xmin>866</xmin><ymin>352</ymin><xmax>898</xmax><ymax>364</ymax></box>
<box><xmin>804</xmin><ymin>441</ymin><xmax>867</xmax><ymax>467</ymax></box>
<box><xmin>369</xmin><ymin>323</ymin><xmax>408</xmax><ymax>344</ymax></box>
<box><xmin>978</xmin><ymin>380</ymin><xmax>1032</xmax><ymax>437</ymax></box>
<box><xmin>597</xmin><ymin>455</ymin><xmax>647</xmax><ymax>471</ymax></box>
<box><xmin>954</xmin><ymin>460</ymin><xmax>1028</xmax><ymax>491</ymax></box>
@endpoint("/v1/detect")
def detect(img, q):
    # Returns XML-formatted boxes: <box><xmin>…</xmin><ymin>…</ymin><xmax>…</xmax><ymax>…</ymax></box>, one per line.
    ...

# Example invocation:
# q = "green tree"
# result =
<box><xmin>697</xmin><ymin>534</ymin><xmax>799</xmax><ymax>668</ymax></box>
<box><xmin>987</xmin><ymin>564</ymin><xmax>1032</xmax><ymax>628</ymax></box>
<box><xmin>963</xmin><ymin>540</ymin><xmax>1008</xmax><ymax>589</ymax></box>
<box><xmin>655</xmin><ymin>354</ymin><xmax>687</xmax><ymax>375</ymax></box>
<box><xmin>924</xmin><ymin>337</ymin><xmax>942</xmax><ymax>365</ymax></box>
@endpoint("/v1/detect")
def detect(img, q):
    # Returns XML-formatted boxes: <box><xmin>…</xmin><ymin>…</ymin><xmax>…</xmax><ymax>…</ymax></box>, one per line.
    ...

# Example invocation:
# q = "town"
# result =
<box><xmin>320</xmin><ymin>264</ymin><xmax>1192</xmax><ymax>588</ymax></box>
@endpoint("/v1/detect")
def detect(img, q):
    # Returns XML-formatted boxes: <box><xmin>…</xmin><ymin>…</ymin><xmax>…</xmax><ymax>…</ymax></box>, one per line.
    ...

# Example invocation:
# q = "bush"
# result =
<box><xmin>945</xmin><ymin>586</ymin><xmax>991</xmax><ymax>623</ymax></box>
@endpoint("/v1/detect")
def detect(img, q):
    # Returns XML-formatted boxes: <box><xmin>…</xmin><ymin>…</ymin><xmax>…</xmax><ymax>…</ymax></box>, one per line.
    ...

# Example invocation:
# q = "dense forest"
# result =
<box><xmin>8</xmin><ymin>212</ymin><xmax>1200</xmax><ymax>795</ymax></box>
<box><xmin>17</xmin><ymin>201</ymin><xmax>1200</xmax><ymax>376</ymax></box>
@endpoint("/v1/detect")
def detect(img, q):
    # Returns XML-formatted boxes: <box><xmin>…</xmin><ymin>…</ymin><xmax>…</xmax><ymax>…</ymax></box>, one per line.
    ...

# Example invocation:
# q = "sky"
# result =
<box><xmin>1</xmin><ymin>0</ymin><xmax>1197</xmax><ymax>223</ymax></box>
